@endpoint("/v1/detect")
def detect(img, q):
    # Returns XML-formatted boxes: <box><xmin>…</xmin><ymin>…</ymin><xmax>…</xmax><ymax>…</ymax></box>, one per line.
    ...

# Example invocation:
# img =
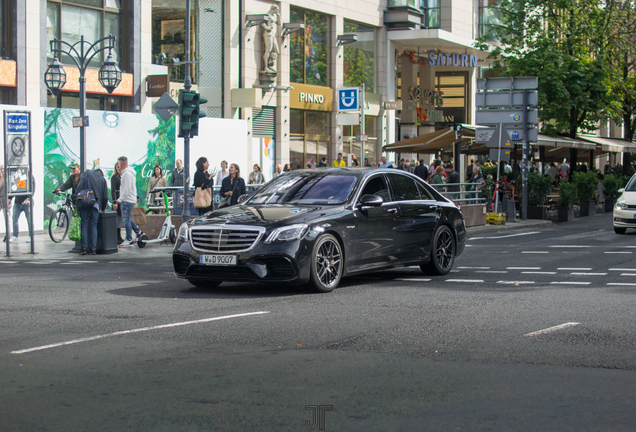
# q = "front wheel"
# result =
<box><xmin>49</xmin><ymin>209</ymin><xmax>69</xmax><ymax>243</ymax></box>
<box><xmin>169</xmin><ymin>227</ymin><xmax>176</xmax><ymax>244</ymax></box>
<box><xmin>614</xmin><ymin>226</ymin><xmax>627</xmax><ymax>234</ymax></box>
<box><xmin>421</xmin><ymin>225</ymin><xmax>456</xmax><ymax>276</ymax></box>
<box><xmin>137</xmin><ymin>234</ymin><xmax>149</xmax><ymax>248</ymax></box>
<box><xmin>309</xmin><ymin>234</ymin><xmax>343</xmax><ymax>293</ymax></box>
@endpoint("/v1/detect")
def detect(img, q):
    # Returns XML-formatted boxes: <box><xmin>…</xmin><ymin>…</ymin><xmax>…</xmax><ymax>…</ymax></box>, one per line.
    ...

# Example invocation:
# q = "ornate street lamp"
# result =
<box><xmin>44</xmin><ymin>34</ymin><xmax>121</xmax><ymax>173</ymax></box>
<box><xmin>43</xmin><ymin>57</ymin><xmax>67</xmax><ymax>96</ymax></box>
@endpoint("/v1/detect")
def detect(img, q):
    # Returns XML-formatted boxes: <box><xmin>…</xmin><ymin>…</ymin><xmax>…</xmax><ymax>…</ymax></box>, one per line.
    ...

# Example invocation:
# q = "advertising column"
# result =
<box><xmin>3</xmin><ymin>111</ymin><xmax>32</xmax><ymax>256</ymax></box>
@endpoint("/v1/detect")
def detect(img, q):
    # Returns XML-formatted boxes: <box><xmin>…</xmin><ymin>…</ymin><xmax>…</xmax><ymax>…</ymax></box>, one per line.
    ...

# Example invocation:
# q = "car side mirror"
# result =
<box><xmin>618</xmin><ymin>188</ymin><xmax>625</xmax><ymax>194</ymax></box>
<box><xmin>358</xmin><ymin>194</ymin><xmax>383</xmax><ymax>209</ymax></box>
<box><xmin>237</xmin><ymin>194</ymin><xmax>250</xmax><ymax>204</ymax></box>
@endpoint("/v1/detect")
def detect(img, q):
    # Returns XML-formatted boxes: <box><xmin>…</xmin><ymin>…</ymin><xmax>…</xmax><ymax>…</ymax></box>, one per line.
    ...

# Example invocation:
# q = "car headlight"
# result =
<box><xmin>178</xmin><ymin>222</ymin><xmax>190</xmax><ymax>242</ymax></box>
<box><xmin>616</xmin><ymin>202</ymin><xmax>628</xmax><ymax>210</ymax></box>
<box><xmin>264</xmin><ymin>224</ymin><xmax>308</xmax><ymax>243</ymax></box>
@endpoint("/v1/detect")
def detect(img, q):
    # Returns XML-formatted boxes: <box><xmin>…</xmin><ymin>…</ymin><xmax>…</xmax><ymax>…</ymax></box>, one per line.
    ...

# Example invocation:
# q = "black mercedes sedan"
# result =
<box><xmin>172</xmin><ymin>168</ymin><xmax>466</xmax><ymax>292</ymax></box>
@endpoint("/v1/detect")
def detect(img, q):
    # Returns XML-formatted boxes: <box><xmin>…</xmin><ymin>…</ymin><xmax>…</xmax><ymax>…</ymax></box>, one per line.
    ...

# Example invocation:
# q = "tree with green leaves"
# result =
<box><xmin>476</xmin><ymin>0</ymin><xmax>623</xmax><ymax>139</ymax></box>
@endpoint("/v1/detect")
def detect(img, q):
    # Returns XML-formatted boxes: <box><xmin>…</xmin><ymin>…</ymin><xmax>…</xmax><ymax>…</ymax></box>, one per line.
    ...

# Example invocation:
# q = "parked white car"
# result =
<box><xmin>613</xmin><ymin>174</ymin><xmax>636</xmax><ymax>234</ymax></box>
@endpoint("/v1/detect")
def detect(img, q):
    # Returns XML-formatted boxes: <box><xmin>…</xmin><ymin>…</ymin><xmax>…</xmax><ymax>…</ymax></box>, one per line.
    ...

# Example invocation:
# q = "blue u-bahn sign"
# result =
<box><xmin>337</xmin><ymin>88</ymin><xmax>359</xmax><ymax>112</ymax></box>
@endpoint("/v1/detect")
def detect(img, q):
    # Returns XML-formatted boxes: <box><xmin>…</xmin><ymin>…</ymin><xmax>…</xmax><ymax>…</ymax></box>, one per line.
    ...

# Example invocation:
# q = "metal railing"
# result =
<box><xmin>431</xmin><ymin>182</ymin><xmax>486</xmax><ymax>204</ymax></box>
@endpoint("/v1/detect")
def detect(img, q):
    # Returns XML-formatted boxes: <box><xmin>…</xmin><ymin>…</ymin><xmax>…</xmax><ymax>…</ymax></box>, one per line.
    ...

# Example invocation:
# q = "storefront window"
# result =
<box><xmin>343</xmin><ymin>21</ymin><xmax>375</xmax><ymax>92</ymax></box>
<box><xmin>48</xmin><ymin>92</ymin><xmax>128</xmax><ymax>111</ymax></box>
<box><xmin>290</xmin><ymin>7</ymin><xmax>328</xmax><ymax>87</ymax></box>
<box><xmin>47</xmin><ymin>1</ymin><xmax>124</xmax><ymax>69</ymax></box>
<box><xmin>290</xmin><ymin>109</ymin><xmax>330</xmax><ymax>168</ymax></box>
<box><xmin>421</xmin><ymin>0</ymin><xmax>440</xmax><ymax>29</ymax></box>
<box><xmin>435</xmin><ymin>72</ymin><xmax>468</xmax><ymax>124</ymax></box>
<box><xmin>479</xmin><ymin>0</ymin><xmax>502</xmax><ymax>41</ymax></box>
<box><xmin>151</xmin><ymin>0</ymin><xmax>196</xmax><ymax>83</ymax></box>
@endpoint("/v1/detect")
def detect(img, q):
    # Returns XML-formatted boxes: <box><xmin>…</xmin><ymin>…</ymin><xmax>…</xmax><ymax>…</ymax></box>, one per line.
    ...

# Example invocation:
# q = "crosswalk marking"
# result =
<box><xmin>570</xmin><ymin>272</ymin><xmax>607</xmax><ymax>276</ymax></box>
<box><xmin>522</xmin><ymin>271</ymin><xmax>556</xmax><ymax>275</ymax></box>
<box><xmin>549</xmin><ymin>281</ymin><xmax>591</xmax><ymax>285</ymax></box>
<box><xmin>445</xmin><ymin>279</ymin><xmax>484</xmax><ymax>283</ymax></box>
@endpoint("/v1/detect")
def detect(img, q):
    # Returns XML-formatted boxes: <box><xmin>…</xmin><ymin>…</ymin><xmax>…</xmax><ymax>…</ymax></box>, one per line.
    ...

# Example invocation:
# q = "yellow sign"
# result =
<box><xmin>290</xmin><ymin>83</ymin><xmax>333</xmax><ymax>111</ymax></box>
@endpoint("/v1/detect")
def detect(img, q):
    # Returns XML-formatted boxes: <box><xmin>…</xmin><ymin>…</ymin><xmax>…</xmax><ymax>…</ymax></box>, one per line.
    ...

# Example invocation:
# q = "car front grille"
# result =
<box><xmin>190</xmin><ymin>226</ymin><xmax>265</xmax><ymax>253</ymax></box>
<box><xmin>614</xmin><ymin>217</ymin><xmax>636</xmax><ymax>224</ymax></box>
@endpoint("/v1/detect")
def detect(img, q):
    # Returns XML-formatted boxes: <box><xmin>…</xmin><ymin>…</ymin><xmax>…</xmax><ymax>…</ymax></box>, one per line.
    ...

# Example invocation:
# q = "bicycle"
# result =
<box><xmin>49</xmin><ymin>191</ymin><xmax>75</xmax><ymax>243</ymax></box>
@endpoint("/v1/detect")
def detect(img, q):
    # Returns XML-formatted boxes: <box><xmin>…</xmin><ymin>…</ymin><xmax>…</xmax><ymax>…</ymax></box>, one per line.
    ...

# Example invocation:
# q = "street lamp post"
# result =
<box><xmin>44</xmin><ymin>35</ymin><xmax>122</xmax><ymax>173</ymax></box>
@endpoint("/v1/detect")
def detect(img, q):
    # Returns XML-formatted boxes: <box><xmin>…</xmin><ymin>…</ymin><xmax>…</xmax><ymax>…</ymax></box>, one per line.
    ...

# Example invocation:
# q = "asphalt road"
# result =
<box><xmin>2</xmin><ymin>212</ymin><xmax>636</xmax><ymax>431</ymax></box>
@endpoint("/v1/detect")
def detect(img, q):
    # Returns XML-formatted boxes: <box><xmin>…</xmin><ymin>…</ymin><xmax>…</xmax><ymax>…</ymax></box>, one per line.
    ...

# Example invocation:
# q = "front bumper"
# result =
<box><xmin>173</xmin><ymin>236</ymin><xmax>313</xmax><ymax>284</ymax></box>
<box><xmin>613</xmin><ymin>208</ymin><xmax>636</xmax><ymax>228</ymax></box>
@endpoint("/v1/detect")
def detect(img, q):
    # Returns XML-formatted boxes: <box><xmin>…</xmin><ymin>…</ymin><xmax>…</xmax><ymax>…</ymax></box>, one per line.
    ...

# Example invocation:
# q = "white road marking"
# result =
<box><xmin>522</xmin><ymin>271</ymin><xmax>556</xmax><ymax>275</ymax></box>
<box><xmin>524</xmin><ymin>322</ymin><xmax>580</xmax><ymax>337</ymax></box>
<box><xmin>549</xmin><ymin>245</ymin><xmax>591</xmax><ymax>248</ymax></box>
<box><xmin>522</xmin><ymin>251</ymin><xmax>549</xmax><ymax>254</ymax></box>
<box><xmin>605</xmin><ymin>251</ymin><xmax>632</xmax><ymax>254</ymax></box>
<box><xmin>558</xmin><ymin>268</ymin><xmax>592</xmax><ymax>271</ymax></box>
<box><xmin>507</xmin><ymin>267</ymin><xmax>541</xmax><ymax>270</ymax></box>
<box><xmin>570</xmin><ymin>272</ymin><xmax>607</xmax><ymax>276</ymax></box>
<box><xmin>607</xmin><ymin>283</ymin><xmax>636</xmax><ymax>286</ymax></box>
<box><xmin>476</xmin><ymin>270</ymin><xmax>509</xmax><ymax>274</ymax></box>
<box><xmin>11</xmin><ymin>311</ymin><xmax>271</xmax><ymax>355</ymax></box>
<box><xmin>395</xmin><ymin>278</ymin><xmax>432</xmax><ymax>282</ymax></box>
<box><xmin>0</xmin><ymin>261</ymin><xmax>18</xmax><ymax>264</ymax></box>
<box><xmin>549</xmin><ymin>281</ymin><xmax>591</xmax><ymax>285</ymax></box>
<box><xmin>619</xmin><ymin>246</ymin><xmax>636</xmax><ymax>248</ymax></box>
<box><xmin>60</xmin><ymin>263</ymin><xmax>80</xmax><ymax>265</ymax></box>
<box><xmin>562</xmin><ymin>251</ymin><xmax>590</xmax><ymax>254</ymax></box>
<box><xmin>468</xmin><ymin>232</ymin><xmax>539</xmax><ymax>240</ymax></box>
<box><xmin>620</xmin><ymin>273</ymin><xmax>636</xmax><ymax>276</ymax></box>
<box><xmin>458</xmin><ymin>266</ymin><xmax>491</xmax><ymax>269</ymax></box>
<box><xmin>445</xmin><ymin>279</ymin><xmax>484</xmax><ymax>283</ymax></box>
<box><xmin>496</xmin><ymin>281</ymin><xmax>535</xmax><ymax>285</ymax></box>
<box><xmin>609</xmin><ymin>268</ymin><xmax>636</xmax><ymax>271</ymax></box>
<box><xmin>69</xmin><ymin>260</ymin><xmax>98</xmax><ymax>263</ymax></box>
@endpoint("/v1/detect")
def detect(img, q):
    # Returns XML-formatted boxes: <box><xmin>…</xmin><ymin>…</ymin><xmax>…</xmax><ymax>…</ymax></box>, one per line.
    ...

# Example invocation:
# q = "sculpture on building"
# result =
<box><xmin>261</xmin><ymin>5</ymin><xmax>281</xmax><ymax>74</ymax></box>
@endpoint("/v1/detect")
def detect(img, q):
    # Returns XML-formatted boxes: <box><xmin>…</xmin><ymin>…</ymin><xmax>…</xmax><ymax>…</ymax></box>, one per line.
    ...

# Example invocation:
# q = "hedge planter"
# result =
<box><xmin>578</xmin><ymin>201</ymin><xmax>591</xmax><ymax>217</ymax></box>
<box><xmin>605</xmin><ymin>199</ymin><xmax>615</xmax><ymax>213</ymax></box>
<box><xmin>557</xmin><ymin>207</ymin><xmax>574</xmax><ymax>222</ymax></box>
<box><xmin>527</xmin><ymin>205</ymin><xmax>549</xmax><ymax>220</ymax></box>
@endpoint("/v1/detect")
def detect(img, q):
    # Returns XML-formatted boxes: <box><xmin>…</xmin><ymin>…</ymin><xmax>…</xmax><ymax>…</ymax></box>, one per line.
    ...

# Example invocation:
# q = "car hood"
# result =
<box><xmin>191</xmin><ymin>204</ymin><xmax>343</xmax><ymax>228</ymax></box>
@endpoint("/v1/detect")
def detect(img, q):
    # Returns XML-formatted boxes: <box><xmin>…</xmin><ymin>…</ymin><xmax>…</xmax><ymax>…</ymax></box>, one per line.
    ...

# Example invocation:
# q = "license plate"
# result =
<box><xmin>199</xmin><ymin>254</ymin><xmax>237</xmax><ymax>266</ymax></box>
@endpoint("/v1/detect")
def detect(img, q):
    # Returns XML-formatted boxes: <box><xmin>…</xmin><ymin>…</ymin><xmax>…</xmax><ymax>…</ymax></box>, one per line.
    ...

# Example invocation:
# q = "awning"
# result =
<box><xmin>537</xmin><ymin>134</ymin><xmax>596</xmax><ymax>150</ymax></box>
<box><xmin>577</xmin><ymin>135</ymin><xmax>636</xmax><ymax>154</ymax></box>
<box><xmin>383</xmin><ymin>128</ymin><xmax>457</xmax><ymax>153</ymax></box>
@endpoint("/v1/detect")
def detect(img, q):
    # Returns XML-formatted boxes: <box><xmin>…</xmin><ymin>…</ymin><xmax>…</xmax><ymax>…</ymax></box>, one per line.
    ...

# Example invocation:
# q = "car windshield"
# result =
<box><xmin>626</xmin><ymin>175</ymin><xmax>636</xmax><ymax>192</ymax></box>
<box><xmin>246</xmin><ymin>173</ymin><xmax>357</xmax><ymax>205</ymax></box>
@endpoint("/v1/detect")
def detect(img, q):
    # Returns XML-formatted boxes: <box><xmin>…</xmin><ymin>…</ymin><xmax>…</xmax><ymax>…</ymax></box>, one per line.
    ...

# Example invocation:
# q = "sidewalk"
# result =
<box><xmin>0</xmin><ymin>232</ymin><xmax>174</xmax><ymax>261</ymax></box>
<box><xmin>2</xmin><ymin>219</ymin><xmax>553</xmax><ymax>261</ymax></box>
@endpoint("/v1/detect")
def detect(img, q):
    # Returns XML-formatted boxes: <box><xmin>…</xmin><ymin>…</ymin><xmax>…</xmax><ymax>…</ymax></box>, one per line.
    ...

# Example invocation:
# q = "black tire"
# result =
<box><xmin>169</xmin><ymin>228</ymin><xmax>177</xmax><ymax>244</ymax></box>
<box><xmin>614</xmin><ymin>226</ymin><xmax>627</xmax><ymax>234</ymax></box>
<box><xmin>309</xmin><ymin>234</ymin><xmax>343</xmax><ymax>293</ymax></box>
<box><xmin>188</xmin><ymin>279</ymin><xmax>222</xmax><ymax>288</ymax></box>
<box><xmin>49</xmin><ymin>209</ymin><xmax>69</xmax><ymax>243</ymax></box>
<box><xmin>137</xmin><ymin>234</ymin><xmax>149</xmax><ymax>248</ymax></box>
<box><xmin>421</xmin><ymin>225</ymin><xmax>456</xmax><ymax>276</ymax></box>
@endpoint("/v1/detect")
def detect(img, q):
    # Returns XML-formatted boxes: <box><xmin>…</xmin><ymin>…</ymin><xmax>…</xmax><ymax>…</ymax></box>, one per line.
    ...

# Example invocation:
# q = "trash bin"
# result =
<box><xmin>96</xmin><ymin>211</ymin><xmax>118</xmax><ymax>254</ymax></box>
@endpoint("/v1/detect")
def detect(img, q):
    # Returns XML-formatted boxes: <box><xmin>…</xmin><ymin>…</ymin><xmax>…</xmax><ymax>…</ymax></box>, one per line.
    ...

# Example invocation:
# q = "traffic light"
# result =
<box><xmin>177</xmin><ymin>90</ymin><xmax>208</xmax><ymax>138</ymax></box>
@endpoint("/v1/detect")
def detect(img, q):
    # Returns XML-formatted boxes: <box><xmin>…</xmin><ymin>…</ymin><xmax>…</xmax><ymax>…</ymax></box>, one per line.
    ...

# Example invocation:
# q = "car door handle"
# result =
<box><xmin>429</xmin><ymin>205</ymin><xmax>438</xmax><ymax>211</ymax></box>
<box><xmin>387</xmin><ymin>208</ymin><xmax>398</xmax><ymax>214</ymax></box>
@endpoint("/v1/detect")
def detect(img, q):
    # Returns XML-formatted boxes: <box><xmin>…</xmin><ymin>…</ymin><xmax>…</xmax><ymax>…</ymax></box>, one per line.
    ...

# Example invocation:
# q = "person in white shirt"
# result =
<box><xmin>215</xmin><ymin>160</ymin><xmax>229</xmax><ymax>187</ymax></box>
<box><xmin>112</xmin><ymin>156</ymin><xmax>143</xmax><ymax>246</ymax></box>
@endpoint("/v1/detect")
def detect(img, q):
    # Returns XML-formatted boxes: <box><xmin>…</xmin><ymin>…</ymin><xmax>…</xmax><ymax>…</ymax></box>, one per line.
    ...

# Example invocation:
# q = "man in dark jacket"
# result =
<box><xmin>169</xmin><ymin>159</ymin><xmax>185</xmax><ymax>187</ymax></box>
<box><xmin>445</xmin><ymin>163</ymin><xmax>460</xmax><ymax>201</ymax></box>
<box><xmin>76</xmin><ymin>169</ymin><xmax>109</xmax><ymax>255</ymax></box>
<box><xmin>414</xmin><ymin>159</ymin><xmax>429</xmax><ymax>182</ymax></box>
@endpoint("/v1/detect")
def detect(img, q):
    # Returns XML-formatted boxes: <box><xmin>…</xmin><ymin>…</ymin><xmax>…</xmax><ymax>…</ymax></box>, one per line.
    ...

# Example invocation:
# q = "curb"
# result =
<box><xmin>466</xmin><ymin>219</ymin><xmax>554</xmax><ymax>235</ymax></box>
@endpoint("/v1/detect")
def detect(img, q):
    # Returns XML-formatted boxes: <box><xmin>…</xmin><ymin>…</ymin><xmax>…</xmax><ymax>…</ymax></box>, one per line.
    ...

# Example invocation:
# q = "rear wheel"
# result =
<box><xmin>309</xmin><ymin>234</ymin><xmax>343</xmax><ymax>293</ymax></box>
<box><xmin>169</xmin><ymin>228</ymin><xmax>177</xmax><ymax>244</ymax></box>
<box><xmin>188</xmin><ymin>279</ymin><xmax>222</xmax><ymax>288</ymax></box>
<box><xmin>614</xmin><ymin>226</ymin><xmax>627</xmax><ymax>234</ymax></box>
<box><xmin>49</xmin><ymin>209</ymin><xmax>69</xmax><ymax>243</ymax></box>
<box><xmin>137</xmin><ymin>234</ymin><xmax>149</xmax><ymax>248</ymax></box>
<box><xmin>421</xmin><ymin>225</ymin><xmax>456</xmax><ymax>275</ymax></box>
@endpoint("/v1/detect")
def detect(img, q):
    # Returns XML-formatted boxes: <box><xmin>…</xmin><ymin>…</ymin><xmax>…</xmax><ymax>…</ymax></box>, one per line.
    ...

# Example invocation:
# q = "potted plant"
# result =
<box><xmin>525</xmin><ymin>172</ymin><xmax>553</xmax><ymax>219</ymax></box>
<box><xmin>573</xmin><ymin>171</ymin><xmax>597</xmax><ymax>216</ymax></box>
<box><xmin>603</xmin><ymin>174</ymin><xmax>621</xmax><ymax>212</ymax></box>
<box><xmin>557</xmin><ymin>182</ymin><xmax>576</xmax><ymax>222</ymax></box>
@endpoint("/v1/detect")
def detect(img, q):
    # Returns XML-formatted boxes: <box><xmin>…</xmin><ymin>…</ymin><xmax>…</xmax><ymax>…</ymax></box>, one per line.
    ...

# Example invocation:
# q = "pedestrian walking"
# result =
<box><xmin>431</xmin><ymin>166</ymin><xmax>444</xmax><ymax>191</ymax></box>
<box><xmin>332</xmin><ymin>153</ymin><xmax>346</xmax><ymax>167</ymax></box>
<box><xmin>414</xmin><ymin>159</ymin><xmax>429</xmax><ymax>182</ymax></box>
<box><xmin>113</xmin><ymin>156</ymin><xmax>144</xmax><ymax>247</ymax></box>
<box><xmin>169</xmin><ymin>159</ymin><xmax>185</xmax><ymax>187</ymax></box>
<box><xmin>445</xmin><ymin>163</ymin><xmax>460</xmax><ymax>201</ymax></box>
<box><xmin>193</xmin><ymin>157</ymin><xmax>214</xmax><ymax>215</ymax></box>
<box><xmin>76</xmin><ymin>169</ymin><xmax>109</xmax><ymax>255</ymax></box>
<box><xmin>219</xmin><ymin>163</ymin><xmax>246</xmax><ymax>207</ymax></box>
<box><xmin>0</xmin><ymin>165</ymin><xmax>12</xmax><ymax>242</ymax></box>
<box><xmin>9</xmin><ymin>176</ymin><xmax>35</xmax><ymax>243</ymax></box>
<box><xmin>110</xmin><ymin>161</ymin><xmax>124</xmax><ymax>244</ymax></box>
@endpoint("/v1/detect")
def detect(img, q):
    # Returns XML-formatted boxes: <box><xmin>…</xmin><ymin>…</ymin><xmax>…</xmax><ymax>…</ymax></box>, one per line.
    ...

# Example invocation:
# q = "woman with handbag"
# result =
<box><xmin>219</xmin><ymin>163</ymin><xmax>246</xmax><ymax>208</ymax></box>
<box><xmin>193</xmin><ymin>157</ymin><xmax>214</xmax><ymax>215</ymax></box>
<box><xmin>146</xmin><ymin>165</ymin><xmax>169</xmax><ymax>209</ymax></box>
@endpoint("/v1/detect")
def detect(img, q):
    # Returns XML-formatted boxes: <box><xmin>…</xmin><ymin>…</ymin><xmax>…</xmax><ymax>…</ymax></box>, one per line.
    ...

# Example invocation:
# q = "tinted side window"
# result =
<box><xmin>416</xmin><ymin>182</ymin><xmax>434</xmax><ymax>200</ymax></box>
<box><xmin>388</xmin><ymin>174</ymin><xmax>420</xmax><ymax>201</ymax></box>
<box><xmin>359</xmin><ymin>175</ymin><xmax>391</xmax><ymax>202</ymax></box>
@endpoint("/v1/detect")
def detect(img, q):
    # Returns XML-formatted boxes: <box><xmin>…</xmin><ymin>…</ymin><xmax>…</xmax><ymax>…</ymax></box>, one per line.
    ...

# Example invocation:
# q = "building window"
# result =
<box><xmin>343</xmin><ymin>21</ymin><xmax>375</xmax><ymax>92</ymax></box>
<box><xmin>479</xmin><ymin>0</ymin><xmax>502</xmax><ymax>40</ymax></box>
<box><xmin>46</xmin><ymin>0</ymin><xmax>125</xmax><ymax>70</ymax></box>
<box><xmin>290</xmin><ymin>7</ymin><xmax>328</xmax><ymax>87</ymax></box>
<box><xmin>1</xmin><ymin>0</ymin><xmax>12</xmax><ymax>59</ymax></box>
<box><xmin>47</xmin><ymin>92</ymin><xmax>129</xmax><ymax>111</ymax></box>
<box><xmin>435</xmin><ymin>72</ymin><xmax>468</xmax><ymax>124</ymax></box>
<box><xmin>151</xmin><ymin>0</ymin><xmax>197</xmax><ymax>83</ymax></box>
<box><xmin>421</xmin><ymin>0</ymin><xmax>440</xmax><ymax>29</ymax></box>
<box><xmin>290</xmin><ymin>109</ymin><xmax>330</xmax><ymax>169</ymax></box>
